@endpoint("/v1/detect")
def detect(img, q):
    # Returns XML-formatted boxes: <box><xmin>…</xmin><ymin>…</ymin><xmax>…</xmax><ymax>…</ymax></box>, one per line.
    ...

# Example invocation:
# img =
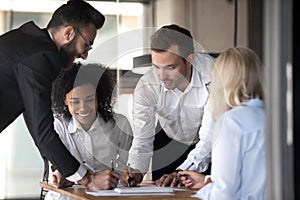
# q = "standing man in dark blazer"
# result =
<box><xmin>0</xmin><ymin>0</ymin><xmax>105</xmax><ymax>190</ymax></box>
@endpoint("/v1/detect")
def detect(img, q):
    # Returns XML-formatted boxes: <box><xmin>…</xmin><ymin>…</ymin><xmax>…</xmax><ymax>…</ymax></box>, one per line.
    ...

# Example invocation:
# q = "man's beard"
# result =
<box><xmin>59</xmin><ymin>40</ymin><xmax>77</xmax><ymax>70</ymax></box>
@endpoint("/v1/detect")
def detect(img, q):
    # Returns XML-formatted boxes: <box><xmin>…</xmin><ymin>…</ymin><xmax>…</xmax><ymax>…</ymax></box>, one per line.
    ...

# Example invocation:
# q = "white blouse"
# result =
<box><xmin>46</xmin><ymin>113</ymin><xmax>133</xmax><ymax>200</ymax></box>
<box><xmin>194</xmin><ymin>99</ymin><xmax>266</xmax><ymax>200</ymax></box>
<box><xmin>52</xmin><ymin>113</ymin><xmax>133</xmax><ymax>173</ymax></box>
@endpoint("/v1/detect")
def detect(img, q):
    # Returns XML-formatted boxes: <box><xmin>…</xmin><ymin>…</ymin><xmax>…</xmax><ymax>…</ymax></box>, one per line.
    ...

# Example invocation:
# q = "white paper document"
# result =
<box><xmin>86</xmin><ymin>185</ymin><xmax>174</xmax><ymax>197</ymax></box>
<box><xmin>114</xmin><ymin>185</ymin><xmax>174</xmax><ymax>194</ymax></box>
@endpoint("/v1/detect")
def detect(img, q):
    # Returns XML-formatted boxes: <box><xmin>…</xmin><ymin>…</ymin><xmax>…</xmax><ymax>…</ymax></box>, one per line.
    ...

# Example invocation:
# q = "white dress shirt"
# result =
<box><xmin>128</xmin><ymin>53</ymin><xmax>214</xmax><ymax>173</ymax></box>
<box><xmin>194</xmin><ymin>99</ymin><xmax>266</xmax><ymax>200</ymax></box>
<box><xmin>178</xmin><ymin>104</ymin><xmax>213</xmax><ymax>172</ymax></box>
<box><xmin>52</xmin><ymin>113</ymin><xmax>133</xmax><ymax>182</ymax></box>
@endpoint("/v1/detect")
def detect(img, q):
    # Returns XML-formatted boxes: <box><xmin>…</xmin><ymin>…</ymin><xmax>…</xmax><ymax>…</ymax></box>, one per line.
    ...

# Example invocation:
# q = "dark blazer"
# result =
<box><xmin>0</xmin><ymin>21</ymin><xmax>79</xmax><ymax>177</ymax></box>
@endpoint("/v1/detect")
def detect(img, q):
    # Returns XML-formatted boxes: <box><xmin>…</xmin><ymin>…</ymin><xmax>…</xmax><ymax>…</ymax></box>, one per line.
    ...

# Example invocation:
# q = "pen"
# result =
<box><xmin>127</xmin><ymin>163</ymin><xmax>131</xmax><ymax>187</ymax></box>
<box><xmin>111</xmin><ymin>159</ymin><xmax>114</xmax><ymax>171</ymax></box>
<box><xmin>83</xmin><ymin>161</ymin><xmax>95</xmax><ymax>174</ymax></box>
<box><xmin>185</xmin><ymin>162</ymin><xmax>194</xmax><ymax>170</ymax></box>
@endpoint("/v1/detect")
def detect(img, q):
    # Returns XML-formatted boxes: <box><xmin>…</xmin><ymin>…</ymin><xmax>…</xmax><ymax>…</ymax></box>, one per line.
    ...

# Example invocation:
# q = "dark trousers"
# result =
<box><xmin>152</xmin><ymin>123</ymin><xmax>211</xmax><ymax>181</ymax></box>
<box><xmin>151</xmin><ymin>124</ymin><xmax>195</xmax><ymax>180</ymax></box>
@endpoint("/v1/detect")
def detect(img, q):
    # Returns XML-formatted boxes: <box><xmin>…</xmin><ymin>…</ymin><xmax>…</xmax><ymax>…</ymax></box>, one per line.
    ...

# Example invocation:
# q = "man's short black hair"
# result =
<box><xmin>150</xmin><ymin>24</ymin><xmax>194</xmax><ymax>60</ymax></box>
<box><xmin>47</xmin><ymin>0</ymin><xmax>105</xmax><ymax>30</ymax></box>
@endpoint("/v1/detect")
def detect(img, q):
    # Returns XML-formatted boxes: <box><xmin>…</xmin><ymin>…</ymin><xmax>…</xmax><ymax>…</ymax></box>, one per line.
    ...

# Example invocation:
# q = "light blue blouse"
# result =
<box><xmin>194</xmin><ymin>99</ymin><xmax>266</xmax><ymax>200</ymax></box>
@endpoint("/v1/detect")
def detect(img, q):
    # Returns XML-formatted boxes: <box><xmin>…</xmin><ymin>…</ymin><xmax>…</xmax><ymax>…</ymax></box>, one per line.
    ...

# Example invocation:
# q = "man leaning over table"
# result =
<box><xmin>0</xmin><ymin>0</ymin><xmax>109</xmax><ymax>190</ymax></box>
<box><xmin>120</xmin><ymin>24</ymin><xmax>214</xmax><ymax>187</ymax></box>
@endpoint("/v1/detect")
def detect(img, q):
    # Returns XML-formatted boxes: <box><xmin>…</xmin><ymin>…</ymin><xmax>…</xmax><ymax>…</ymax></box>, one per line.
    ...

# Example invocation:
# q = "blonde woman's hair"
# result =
<box><xmin>210</xmin><ymin>47</ymin><xmax>264</xmax><ymax>119</ymax></box>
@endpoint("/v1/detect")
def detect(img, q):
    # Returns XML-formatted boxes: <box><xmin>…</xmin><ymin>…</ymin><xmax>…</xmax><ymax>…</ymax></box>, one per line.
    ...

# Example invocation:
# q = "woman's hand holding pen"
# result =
<box><xmin>178</xmin><ymin>170</ymin><xmax>206</xmax><ymax>190</ymax></box>
<box><xmin>120</xmin><ymin>165</ymin><xmax>143</xmax><ymax>187</ymax></box>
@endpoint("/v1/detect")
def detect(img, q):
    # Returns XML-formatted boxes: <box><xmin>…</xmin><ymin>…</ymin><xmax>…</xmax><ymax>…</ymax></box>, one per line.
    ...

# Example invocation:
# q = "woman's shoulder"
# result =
<box><xmin>227</xmin><ymin>99</ymin><xmax>264</xmax><ymax>119</ymax></box>
<box><xmin>112</xmin><ymin>113</ymin><xmax>132</xmax><ymax>128</ymax></box>
<box><xmin>221</xmin><ymin>101</ymin><xmax>265</xmax><ymax>133</ymax></box>
<box><xmin>53</xmin><ymin>114</ymin><xmax>71</xmax><ymax>134</ymax></box>
<box><xmin>53</xmin><ymin>114</ymin><xmax>66</xmax><ymax>125</ymax></box>
<box><xmin>113</xmin><ymin>112</ymin><xmax>129</xmax><ymax>121</ymax></box>
<box><xmin>111</xmin><ymin>113</ymin><xmax>133</xmax><ymax>136</ymax></box>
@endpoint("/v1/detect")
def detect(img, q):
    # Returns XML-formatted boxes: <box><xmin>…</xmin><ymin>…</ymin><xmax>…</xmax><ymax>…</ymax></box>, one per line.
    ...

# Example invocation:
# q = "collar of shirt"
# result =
<box><xmin>67</xmin><ymin>116</ymin><xmax>102</xmax><ymax>135</ymax></box>
<box><xmin>162</xmin><ymin>65</ymin><xmax>203</xmax><ymax>93</ymax></box>
<box><xmin>47</xmin><ymin>30</ymin><xmax>54</xmax><ymax>41</ymax></box>
<box><xmin>241</xmin><ymin>98</ymin><xmax>264</xmax><ymax>108</ymax></box>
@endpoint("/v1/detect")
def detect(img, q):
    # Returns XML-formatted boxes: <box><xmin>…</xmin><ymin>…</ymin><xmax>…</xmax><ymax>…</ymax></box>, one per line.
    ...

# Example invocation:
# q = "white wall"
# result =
<box><xmin>155</xmin><ymin>0</ymin><xmax>248</xmax><ymax>52</ymax></box>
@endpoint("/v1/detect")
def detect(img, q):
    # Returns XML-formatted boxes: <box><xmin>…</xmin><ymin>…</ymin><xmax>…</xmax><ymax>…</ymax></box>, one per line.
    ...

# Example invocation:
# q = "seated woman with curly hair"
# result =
<box><xmin>46</xmin><ymin>63</ymin><xmax>133</xmax><ymax>199</ymax></box>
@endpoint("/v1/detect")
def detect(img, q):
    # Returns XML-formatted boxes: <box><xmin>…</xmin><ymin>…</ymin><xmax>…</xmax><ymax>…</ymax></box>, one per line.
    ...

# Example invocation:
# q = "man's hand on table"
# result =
<box><xmin>52</xmin><ymin>170</ymin><xmax>74</xmax><ymax>188</ymax></box>
<box><xmin>119</xmin><ymin>167</ymin><xmax>143</xmax><ymax>187</ymax></box>
<box><xmin>78</xmin><ymin>170</ymin><xmax>120</xmax><ymax>191</ymax></box>
<box><xmin>155</xmin><ymin>172</ymin><xmax>180</xmax><ymax>187</ymax></box>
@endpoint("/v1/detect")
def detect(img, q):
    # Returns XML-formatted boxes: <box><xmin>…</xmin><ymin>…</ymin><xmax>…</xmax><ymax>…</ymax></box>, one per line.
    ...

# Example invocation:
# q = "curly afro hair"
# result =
<box><xmin>51</xmin><ymin>63</ymin><xmax>116</xmax><ymax>123</ymax></box>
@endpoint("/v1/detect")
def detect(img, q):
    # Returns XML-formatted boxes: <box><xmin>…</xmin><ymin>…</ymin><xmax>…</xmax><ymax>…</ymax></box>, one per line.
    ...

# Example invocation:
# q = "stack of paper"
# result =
<box><xmin>86</xmin><ymin>185</ymin><xmax>174</xmax><ymax>197</ymax></box>
<box><xmin>114</xmin><ymin>185</ymin><xmax>174</xmax><ymax>194</ymax></box>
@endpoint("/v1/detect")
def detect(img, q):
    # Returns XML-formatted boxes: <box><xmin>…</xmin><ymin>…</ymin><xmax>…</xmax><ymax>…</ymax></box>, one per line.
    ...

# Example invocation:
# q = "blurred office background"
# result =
<box><xmin>0</xmin><ymin>0</ymin><xmax>297</xmax><ymax>199</ymax></box>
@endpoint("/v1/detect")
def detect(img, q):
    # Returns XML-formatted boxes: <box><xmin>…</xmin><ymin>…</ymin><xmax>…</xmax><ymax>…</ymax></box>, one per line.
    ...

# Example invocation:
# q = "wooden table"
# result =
<box><xmin>40</xmin><ymin>181</ymin><xmax>199</xmax><ymax>200</ymax></box>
